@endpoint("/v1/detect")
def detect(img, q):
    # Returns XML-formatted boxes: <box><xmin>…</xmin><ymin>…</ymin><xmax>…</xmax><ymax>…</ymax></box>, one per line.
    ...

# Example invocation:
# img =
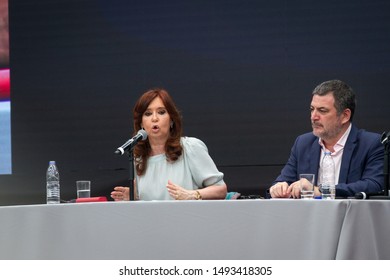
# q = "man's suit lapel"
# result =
<box><xmin>310</xmin><ymin>140</ymin><xmax>321</xmax><ymax>185</ymax></box>
<box><xmin>339</xmin><ymin>125</ymin><xmax>358</xmax><ymax>184</ymax></box>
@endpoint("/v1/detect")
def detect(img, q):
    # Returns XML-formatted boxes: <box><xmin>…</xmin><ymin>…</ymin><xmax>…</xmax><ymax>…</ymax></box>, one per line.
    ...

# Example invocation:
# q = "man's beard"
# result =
<box><xmin>312</xmin><ymin>122</ymin><xmax>343</xmax><ymax>141</ymax></box>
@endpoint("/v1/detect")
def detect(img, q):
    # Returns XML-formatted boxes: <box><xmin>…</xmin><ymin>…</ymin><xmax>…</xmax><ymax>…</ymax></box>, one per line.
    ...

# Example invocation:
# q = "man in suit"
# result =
<box><xmin>269</xmin><ymin>80</ymin><xmax>384</xmax><ymax>198</ymax></box>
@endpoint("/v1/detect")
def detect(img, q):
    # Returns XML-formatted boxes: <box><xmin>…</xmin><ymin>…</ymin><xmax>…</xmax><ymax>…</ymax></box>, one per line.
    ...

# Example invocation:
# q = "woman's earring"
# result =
<box><xmin>170</xmin><ymin>121</ymin><xmax>173</xmax><ymax>129</ymax></box>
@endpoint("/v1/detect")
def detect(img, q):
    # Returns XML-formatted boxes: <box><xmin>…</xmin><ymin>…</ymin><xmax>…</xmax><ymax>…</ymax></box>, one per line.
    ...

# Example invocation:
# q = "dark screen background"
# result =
<box><xmin>1</xmin><ymin>0</ymin><xmax>389</xmax><ymax>205</ymax></box>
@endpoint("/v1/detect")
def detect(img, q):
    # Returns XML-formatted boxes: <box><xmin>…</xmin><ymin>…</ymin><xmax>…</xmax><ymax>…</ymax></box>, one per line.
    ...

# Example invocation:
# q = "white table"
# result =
<box><xmin>0</xmin><ymin>199</ymin><xmax>389</xmax><ymax>259</ymax></box>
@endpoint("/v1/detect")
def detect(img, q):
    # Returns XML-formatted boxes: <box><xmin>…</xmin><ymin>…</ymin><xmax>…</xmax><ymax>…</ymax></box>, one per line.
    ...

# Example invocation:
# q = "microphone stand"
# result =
<box><xmin>127</xmin><ymin>149</ymin><xmax>135</xmax><ymax>201</ymax></box>
<box><xmin>114</xmin><ymin>130</ymin><xmax>147</xmax><ymax>200</ymax></box>
<box><xmin>114</xmin><ymin>130</ymin><xmax>147</xmax><ymax>201</ymax></box>
<box><xmin>382</xmin><ymin>132</ymin><xmax>389</xmax><ymax>196</ymax></box>
<box><xmin>366</xmin><ymin>131</ymin><xmax>390</xmax><ymax>200</ymax></box>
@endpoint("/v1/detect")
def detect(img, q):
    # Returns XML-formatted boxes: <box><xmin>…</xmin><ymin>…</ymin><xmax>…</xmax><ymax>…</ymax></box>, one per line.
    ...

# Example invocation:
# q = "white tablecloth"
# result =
<box><xmin>0</xmin><ymin>199</ymin><xmax>389</xmax><ymax>259</ymax></box>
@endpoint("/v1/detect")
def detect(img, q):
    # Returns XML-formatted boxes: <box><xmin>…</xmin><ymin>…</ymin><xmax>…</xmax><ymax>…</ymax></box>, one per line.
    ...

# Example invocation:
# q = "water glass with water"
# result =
<box><xmin>76</xmin><ymin>180</ymin><xmax>91</xmax><ymax>198</ymax></box>
<box><xmin>300</xmin><ymin>174</ymin><xmax>315</xmax><ymax>199</ymax></box>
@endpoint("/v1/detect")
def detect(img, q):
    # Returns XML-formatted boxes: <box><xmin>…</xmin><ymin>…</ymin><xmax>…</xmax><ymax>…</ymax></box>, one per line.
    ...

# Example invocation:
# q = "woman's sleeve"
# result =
<box><xmin>183</xmin><ymin>137</ymin><xmax>225</xmax><ymax>188</ymax></box>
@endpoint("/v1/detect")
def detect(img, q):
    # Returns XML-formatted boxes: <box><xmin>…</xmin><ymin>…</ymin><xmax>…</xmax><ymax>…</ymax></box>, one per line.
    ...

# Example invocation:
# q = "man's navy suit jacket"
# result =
<box><xmin>273</xmin><ymin>124</ymin><xmax>384</xmax><ymax>197</ymax></box>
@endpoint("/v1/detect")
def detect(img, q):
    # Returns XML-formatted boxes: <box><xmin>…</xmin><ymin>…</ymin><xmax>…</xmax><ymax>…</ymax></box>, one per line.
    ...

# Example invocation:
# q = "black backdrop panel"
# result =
<box><xmin>1</xmin><ymin>0</ymin><xmax>389</xmax><ymax>205</ymax></box>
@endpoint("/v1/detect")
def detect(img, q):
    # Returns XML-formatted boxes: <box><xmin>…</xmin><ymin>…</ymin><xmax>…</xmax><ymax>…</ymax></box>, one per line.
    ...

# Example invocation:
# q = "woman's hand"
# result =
<box><xmin>110</xmin><ymin>186</ymin><xmax>130</xmax><ymax>201</ymax></box>
<box><xmin>166</xmin><ymin>180</ymin><xmax>197</xmax><ymax>200</ymax></box>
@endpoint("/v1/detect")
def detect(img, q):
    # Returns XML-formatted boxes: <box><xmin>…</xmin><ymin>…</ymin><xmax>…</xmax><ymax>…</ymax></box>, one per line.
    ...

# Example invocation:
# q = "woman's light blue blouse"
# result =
<box><xmin>136</xmin><ymin>137</ymin><xmax>225</xmax><ymax>200</ymax></box>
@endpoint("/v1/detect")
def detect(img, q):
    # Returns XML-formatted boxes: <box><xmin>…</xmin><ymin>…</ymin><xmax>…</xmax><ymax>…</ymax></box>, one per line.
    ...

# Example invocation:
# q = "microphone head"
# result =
<box><xmin>138</xmin><ymin>129</ymin><xmax>148</xmax><ymax>140</ymax></box>
<box><xmin>114</xmin><ymin>147</ymin><xmax>124</xmax><ymax>155</ymax></box>
<box><xmin>381</xmin><ymin>131</ymin><xmax>389</xmax><ymax>144</ymax></box>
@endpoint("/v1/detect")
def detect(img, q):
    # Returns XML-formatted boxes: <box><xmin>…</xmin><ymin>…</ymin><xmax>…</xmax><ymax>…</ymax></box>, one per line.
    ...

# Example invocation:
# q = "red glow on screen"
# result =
<box><xmin>0</xmin><ymin>68</ymin><xmax>9</xmax><ymax>100</ymax></box>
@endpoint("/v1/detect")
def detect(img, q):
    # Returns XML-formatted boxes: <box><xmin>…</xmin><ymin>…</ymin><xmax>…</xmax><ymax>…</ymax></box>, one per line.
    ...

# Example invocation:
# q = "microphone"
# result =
<box><xmin>114</xmin><ymin>129</ymin><xmax>147</xmax><ymax>155</ymax></box>
<box><xmin>381</xmin><ymin>131</ymin><xmax>390</xmax><ymax>145</ymax></box>
<box><xmin>354</xmin><ymin>191</ymin><xmax>390</xmax><ymax>200</ymax></box>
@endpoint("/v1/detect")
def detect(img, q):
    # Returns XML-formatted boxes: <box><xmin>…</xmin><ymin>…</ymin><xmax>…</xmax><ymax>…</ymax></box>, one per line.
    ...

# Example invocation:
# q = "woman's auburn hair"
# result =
<box><xmin>133</xmin><ymin>88</ymin><xmax>183</xmax><ymax>175</ymax></box>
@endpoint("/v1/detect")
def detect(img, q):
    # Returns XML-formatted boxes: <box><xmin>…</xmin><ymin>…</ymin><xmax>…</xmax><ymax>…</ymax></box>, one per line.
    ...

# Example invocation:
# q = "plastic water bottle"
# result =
<box><xmin>321</xmin><ymin>152</ymin><xmax>335</xmax><ymax>200</ymax></box>
<box><xmin>46</xmin><ymin>161</ymin><xmax>60</xmax><ymax>204</ymax></box>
